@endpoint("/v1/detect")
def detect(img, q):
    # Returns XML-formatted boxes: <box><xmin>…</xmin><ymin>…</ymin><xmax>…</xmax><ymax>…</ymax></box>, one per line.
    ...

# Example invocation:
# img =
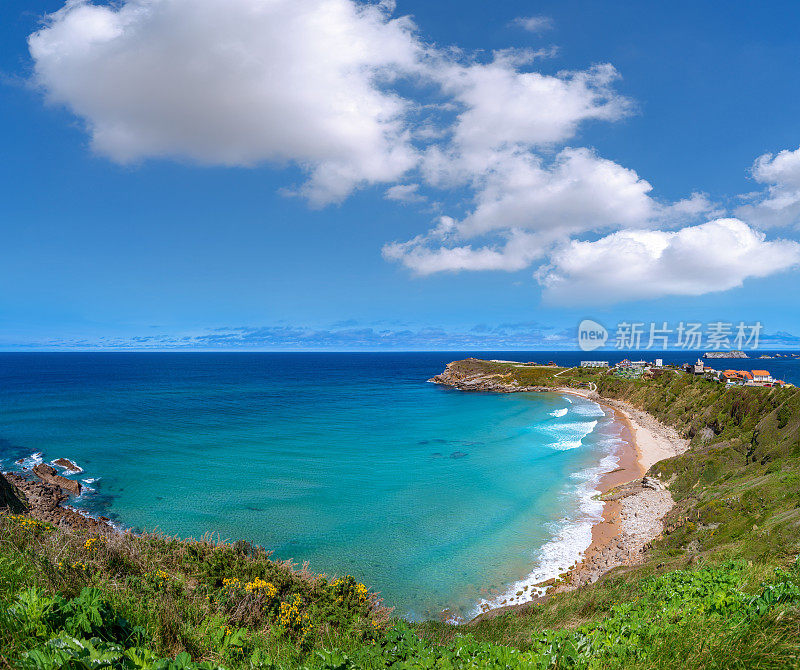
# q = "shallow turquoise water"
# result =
<box><xmin>0</xmin><ymin>353</ymin><xmax>621</xmax><ymax>620</ymax></box>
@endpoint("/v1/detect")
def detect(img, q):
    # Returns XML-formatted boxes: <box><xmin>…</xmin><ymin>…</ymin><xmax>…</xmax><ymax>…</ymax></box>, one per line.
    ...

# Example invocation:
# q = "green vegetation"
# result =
<box><xmin>594</xmin><ymin>371</ymin><xmax>800</xmax><ymax>565</ymax></box>
<box><xmin>3</xmin><ymin>364</ymin><xmax>800</xmax><ymax>668</ymax></box>
<box><xmin>0</xmin><ymin>514</ymin><xmax>388</xmax><ymax>669</ymax></box>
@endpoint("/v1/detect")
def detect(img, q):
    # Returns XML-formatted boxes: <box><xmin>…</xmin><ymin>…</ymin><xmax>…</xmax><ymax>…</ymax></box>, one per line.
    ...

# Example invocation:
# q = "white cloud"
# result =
<box><xmin>453</xmin><ymin>147</ymin><xmax>657</xmax><ymax>237</ymax></box>
<box><xmin>29</xmin><ymin>1</ymin><xmax>627</xmax><ymax>209</ymax></box>
<box><xmin>535</xmin><ymin>218</ymin><xmax>800</xmax><ymax>305</ymax></box>
<box><xmin>29</xmin><ymin>0</ymin><xmax>422</xmax><ymax>205</ymax></box>
<box><xmin>433</xmin><ymin>61</ymin><xmax>631</xmax><ymax>156</ymax></box>
<box><xmin>384</xmin><ymin>183</ymin><xmax>425</xmax><ymax>203</ymax></box>
<box><xmin>31</xmin><ymin>0</ymin><xmax>794</xmax><ymax>306</ymax></box>
<box><xmin>386</xmin><ymin>148</ymin><xmax>718</xmax><ymax>275</ymax></box>
<box><xmin>28</xmin><ymin>0</ymin><xmax>634</xmax><ymax>211</ymax></box>
<box><xmin>399</xmin><ymin>57</ymin><xmax>657</xmax><ymax>272</ymax></box>
<box><xmin>736</xmin><ymin>146</ymin><xmax>800</xmax><ymax>228</ymax></box>
<box><xmin>383</xmin><ymin>229</ymin><xmax>544</xmax><ymax>274</ymax></box>
<box><xmin>660</xmin><ymin>191</ymin><xmax>721</xmax><ymax>223</ymax></box>
<box><xmin>512</xmin><ymin>16</ymin><xmax>554</xmax><ymax>33</ymax></box>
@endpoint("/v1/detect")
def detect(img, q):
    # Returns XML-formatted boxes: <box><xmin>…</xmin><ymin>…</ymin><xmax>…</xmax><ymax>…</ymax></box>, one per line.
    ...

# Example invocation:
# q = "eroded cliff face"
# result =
<box><xmin>0</xmin><ymin>472</ymin><xmax>28</xmax><ymax>513</ymax></box>
<box><xmin>428</xmin><ymin>358</ymin><xmax>553</xmax><ymax>393</ymax></box>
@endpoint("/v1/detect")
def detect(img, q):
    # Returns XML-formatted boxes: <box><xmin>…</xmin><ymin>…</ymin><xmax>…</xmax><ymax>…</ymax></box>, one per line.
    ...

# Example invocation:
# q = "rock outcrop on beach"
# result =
<box><xmin>468</xmin><ymin>475</ymin><xmax>677</xmax><ymax>623</ymax></box>
<box><xmin>33</xmin><ymin>463</ymin><xmax>82</xmax><ymax>496</ymax></box>
<box><xmin>556</xmin><ymin>478</ymin><xmax>674</xmax><ymax>591</ymax></box>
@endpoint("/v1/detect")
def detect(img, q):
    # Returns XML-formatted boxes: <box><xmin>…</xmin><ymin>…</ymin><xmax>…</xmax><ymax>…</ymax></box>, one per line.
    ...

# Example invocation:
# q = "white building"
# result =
<box><xmin>581</xmin><ymin>361</ymin><xmax>609</xmax><ymax>368</ymax></box>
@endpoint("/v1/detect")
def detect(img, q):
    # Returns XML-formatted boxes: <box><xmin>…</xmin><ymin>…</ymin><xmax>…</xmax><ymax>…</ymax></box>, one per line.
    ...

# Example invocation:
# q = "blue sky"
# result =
<box><xmin>2</xmin><ymin>0</ymin><xmax>800</xmax><ymax>350</ymax></box>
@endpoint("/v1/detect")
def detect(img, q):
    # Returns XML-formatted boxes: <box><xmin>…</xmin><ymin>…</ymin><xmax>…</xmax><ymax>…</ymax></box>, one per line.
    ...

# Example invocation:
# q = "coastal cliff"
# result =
<box><xmin>0</xmin><ymin>472</ymin><xmax>27</xmax><ymax>513</ymax></box>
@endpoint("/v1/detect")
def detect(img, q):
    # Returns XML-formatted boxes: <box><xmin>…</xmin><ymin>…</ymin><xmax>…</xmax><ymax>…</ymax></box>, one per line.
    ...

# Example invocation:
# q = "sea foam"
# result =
<box><xmin>537</xmin><ymin>419</ymin><xmax>598</xmax><ymax>450</ymax></box>
<box><xmin>15</xmin><ymin>452</ymin><xmax>43</xmax><ymax>469</ymax></box>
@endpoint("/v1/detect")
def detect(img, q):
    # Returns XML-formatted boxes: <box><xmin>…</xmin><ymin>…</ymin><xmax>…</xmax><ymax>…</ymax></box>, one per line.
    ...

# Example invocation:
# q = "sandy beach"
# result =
<box><xmin>470</xmin><ymin>388</ymin><xmax>688</xmax><ymax>623</ymax></box>
<box><xmin>562</xmin><ymin>387</ymin><xmax>689</xmax><ymax>472</ymax></box>
<box><xmin>548</xmin><ymin>388</ymin><xmax>688</xmax><ymax>593</ymax></box>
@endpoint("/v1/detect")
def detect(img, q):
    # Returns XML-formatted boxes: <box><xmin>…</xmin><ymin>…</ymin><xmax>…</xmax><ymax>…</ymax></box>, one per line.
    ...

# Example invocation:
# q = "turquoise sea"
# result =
<box><xmin>5</xmin><ymin>351</ymin><xmax>795</xmax><ymax>620</ymax></box>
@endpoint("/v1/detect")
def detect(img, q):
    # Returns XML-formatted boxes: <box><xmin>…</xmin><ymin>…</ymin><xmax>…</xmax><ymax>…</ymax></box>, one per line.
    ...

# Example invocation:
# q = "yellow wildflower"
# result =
<box><xmin>244</xmin><ymin>578</ymin><xmax>278</xmax><ymax>598</ymax></box>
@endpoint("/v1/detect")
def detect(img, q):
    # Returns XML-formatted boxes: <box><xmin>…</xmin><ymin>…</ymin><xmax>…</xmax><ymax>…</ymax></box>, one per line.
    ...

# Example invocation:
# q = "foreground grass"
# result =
<box><xmin>3</xmin><ymin>367</ymin><xmax>800</xmax><ymax>668</ymax></box>
<box><xmin>2</xmin><ymin>516</ymin><xmax>799</xmax><ymax>669</ymax></box>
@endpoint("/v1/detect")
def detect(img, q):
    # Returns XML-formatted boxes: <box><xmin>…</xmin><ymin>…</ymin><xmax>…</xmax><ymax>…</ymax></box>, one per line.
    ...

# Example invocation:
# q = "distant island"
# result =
<box><xmin>703</xmin><ymin>350</ymin><xmax>749</xmax><ymax>358</ymax></box>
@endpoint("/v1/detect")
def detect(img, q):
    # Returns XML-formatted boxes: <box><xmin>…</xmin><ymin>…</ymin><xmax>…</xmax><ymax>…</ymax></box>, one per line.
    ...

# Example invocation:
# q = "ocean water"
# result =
<box><xmin>2</xmin><ymin>351</ymin><xmax>797</xmax><ymax>620</ymax></box>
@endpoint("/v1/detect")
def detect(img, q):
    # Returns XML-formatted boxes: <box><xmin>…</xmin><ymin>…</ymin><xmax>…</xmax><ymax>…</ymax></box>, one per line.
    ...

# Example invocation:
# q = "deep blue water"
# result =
<box><xmin>1</xmin><ymin>351</ymin><xmax>797</xmax><ymax>619</ymax></box>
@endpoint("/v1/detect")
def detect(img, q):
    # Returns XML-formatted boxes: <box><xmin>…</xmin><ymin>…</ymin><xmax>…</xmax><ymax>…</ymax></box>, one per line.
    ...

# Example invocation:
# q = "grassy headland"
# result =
<box><xmin>2</xmin><ymin>360</ymin><xmax>800</xmax><ymax>668</ymax></box>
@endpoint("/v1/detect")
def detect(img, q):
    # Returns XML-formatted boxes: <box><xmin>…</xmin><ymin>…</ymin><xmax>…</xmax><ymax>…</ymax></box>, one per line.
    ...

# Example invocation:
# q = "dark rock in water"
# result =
<box><xmin>53</xmin><ymin>458</ymin><xmax>82</xmax><ymax>472</ymax></box>
<box><xmin>33</xmin><ymin>463</ymin><xmax>82</xmax><ymax>496</ymax></box>
<box><xmin>431</xmin><ymin>452</ymin><xmax>443</xmax><ymax>458</ymax></box>
<box><xmin>418</xmin><ymin>440</ymin><xmax>429</xmax><ymax>445</ymax></box>
<box><xmin>0</xmin><ymin>472</ymin><xmax>28</xmax><ymax>513</ymax></box>
<box><xmin>450</xmin><ymin>451</ymin><xmax>468</xmax><ymax>459</ymax></box>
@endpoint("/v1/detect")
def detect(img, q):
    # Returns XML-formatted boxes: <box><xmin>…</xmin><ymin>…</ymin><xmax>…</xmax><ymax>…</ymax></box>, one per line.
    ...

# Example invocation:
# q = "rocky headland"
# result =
<box><xmin>428</xmin><ymin>358</ymin><xmax>559</xmax><ymax>392</ymax></box>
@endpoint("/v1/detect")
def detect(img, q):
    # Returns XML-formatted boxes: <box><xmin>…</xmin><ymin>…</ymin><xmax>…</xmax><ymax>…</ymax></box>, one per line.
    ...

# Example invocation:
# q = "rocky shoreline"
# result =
<box><xmin>1</xmin><ymin>468</ymin><xmax>117</xmax><ymax>535</ymax></box>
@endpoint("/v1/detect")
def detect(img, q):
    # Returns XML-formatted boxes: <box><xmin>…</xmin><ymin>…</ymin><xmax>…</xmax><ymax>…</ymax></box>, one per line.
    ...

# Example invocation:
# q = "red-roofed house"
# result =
<box><xmin>751</xmin><ymin>370</ymin><xmax>773</xmax><ymax>384</ymax></box>
<box><xmin>719</xmin><ymin>370</ymin><xmax>753</xmax><ymax>385</ymax></box>
<box><xmin>720</xmin><ymin>370</ymin><xmax>743</xmax><ymax>384</ymax></box>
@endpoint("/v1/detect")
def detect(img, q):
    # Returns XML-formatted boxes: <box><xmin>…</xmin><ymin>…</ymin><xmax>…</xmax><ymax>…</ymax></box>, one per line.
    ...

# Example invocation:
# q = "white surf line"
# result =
<box><xmin>468</xmin><ymin>393</ymin><xmax>613</xmax><ymax>619</ymax></box>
